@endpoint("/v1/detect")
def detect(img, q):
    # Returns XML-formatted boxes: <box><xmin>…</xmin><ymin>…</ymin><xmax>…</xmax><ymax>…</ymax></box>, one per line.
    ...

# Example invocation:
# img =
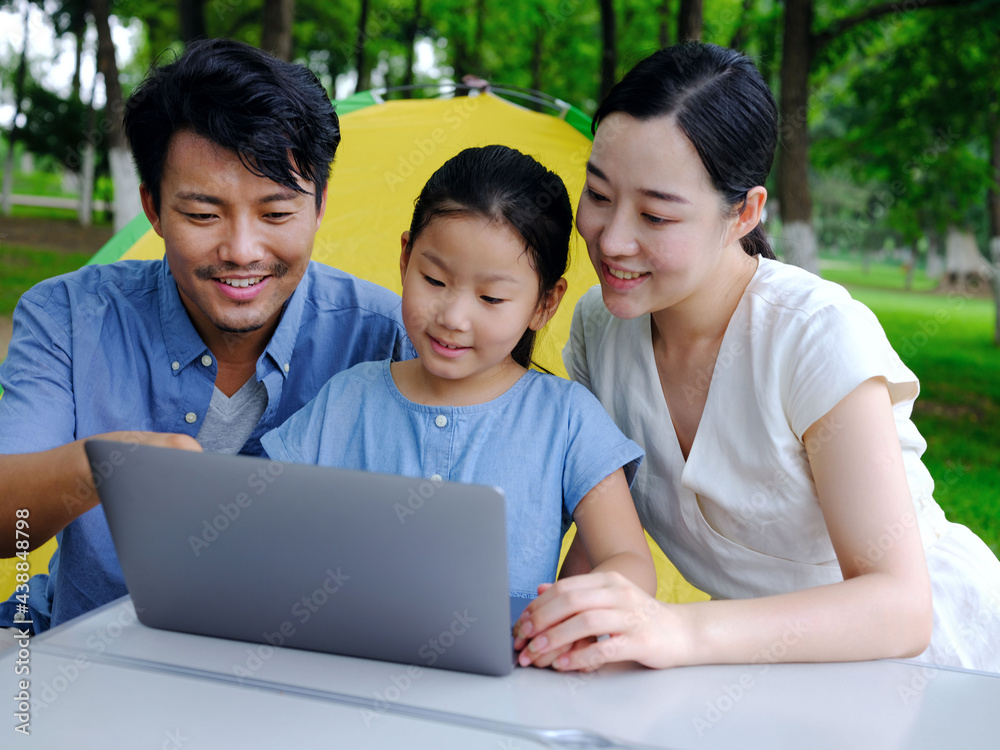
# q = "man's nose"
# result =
<box><xmin>217</xmin><ymin>216</ymin><xmax>266</xmax><ymax>266</ymax></box>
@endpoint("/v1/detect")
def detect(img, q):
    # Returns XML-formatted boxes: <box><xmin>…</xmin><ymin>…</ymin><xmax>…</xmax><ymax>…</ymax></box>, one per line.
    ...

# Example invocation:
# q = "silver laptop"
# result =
<box><xmin>85</xmin><ymin>439</ymin><xmax>522</xmax><ymax>676</ymax></box>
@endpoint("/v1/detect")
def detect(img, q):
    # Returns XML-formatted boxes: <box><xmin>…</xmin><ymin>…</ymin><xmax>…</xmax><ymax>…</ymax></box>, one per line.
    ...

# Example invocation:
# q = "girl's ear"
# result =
<box><xmin>529</xmin><ymin>277</ymin><xmax>568</xmax><ymax>331</ymax></box>
<box><xmin>399</xmin><ymin>231</ymin><xmax>412</xmax><ymax>286</ymax></box>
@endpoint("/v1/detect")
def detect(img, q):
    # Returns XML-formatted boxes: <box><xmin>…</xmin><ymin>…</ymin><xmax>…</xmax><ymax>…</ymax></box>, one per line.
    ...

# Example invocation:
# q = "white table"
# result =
<box><xmin>5</xmin><ymin>597</ymin><xmax>999</xmax><ymax>748</ymax></box>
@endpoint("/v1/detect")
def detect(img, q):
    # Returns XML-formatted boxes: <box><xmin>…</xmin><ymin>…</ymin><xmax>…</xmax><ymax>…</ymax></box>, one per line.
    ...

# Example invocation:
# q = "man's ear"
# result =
<box><xmin>529</xmin><ymin>277</ymin><xmax>568</xmax><ymax>331</ymax></box>
<box><xmin>140</xmin><ymin>184</ymin><xmax>164</xmax><ymax>238</ymax></box>
<box><xmin>399</xmin><ymin>231</ymin><xmax>412</xmax><ymax>287</ymax></box>
<box><xmin>315</xmin><ymin>185</ymin><xmax>328</xmax><ymax>228</ymax></box>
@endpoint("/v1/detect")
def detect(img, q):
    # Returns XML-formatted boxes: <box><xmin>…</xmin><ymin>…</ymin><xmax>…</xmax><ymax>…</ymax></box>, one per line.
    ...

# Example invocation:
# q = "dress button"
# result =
<box><xmin>435</xmin><ymin>414</ymin><xmax>448</xmax><ymax>428</ymax></box>
<box><xmin>171</xmin><ymin>361</ymin><xmax>180</xmax><ymax>371</ymax></box>
<box><xmin>430</xmin><ymin>474</ymin><xmax>443</xmax><ymax>482</ymax></box>
<box><xmin>185</xmin><ymin>412</ymin><xmax>198</xmax><ymax>424</ymax></box>
<box><xmin>201</xmin><ymin>355</ymin><xmax>213</xmax><ymax>367</ymax></box>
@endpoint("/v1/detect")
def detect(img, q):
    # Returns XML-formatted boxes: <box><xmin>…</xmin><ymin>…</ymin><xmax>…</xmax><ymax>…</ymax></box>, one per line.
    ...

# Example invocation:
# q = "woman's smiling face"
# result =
<box><xmin>575</xmin><ymin>113</ymin><xmax>740</xmax><ymax>320</ymax></box>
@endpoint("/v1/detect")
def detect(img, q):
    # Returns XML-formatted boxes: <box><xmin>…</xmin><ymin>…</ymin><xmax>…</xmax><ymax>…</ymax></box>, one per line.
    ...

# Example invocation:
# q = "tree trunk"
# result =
<box><xmin>179</xmin><ymin>0</ymin><xmax>208</xmax><ymax>45</ymax></box>
<box><xmin>354</xmin><ymin>0</ymin><xmax>371</xmax><ymax>93</ymax></box>
<box><xmin>1</xmin><ymin>5</ymin><xmax>30</xmax><ymax>218</ymax></box>
<box><xmin>776</xmin><ymin>0</ymin><xmax>818</xmax><ymax>274</ymax></box>
<box><xmin>677</xmin><ymin>0</ymin><xmax>702</xmax><ymax>42</ymax></box>
<box><xmin>658</xmin><ymin>0</ymin><xmax>671</xmax><ymax>48</ymax></box>
<box><xmin>989</xmin><ymin>88</ymin><xmax>1000</xmax><ymax>345</ymax></box>
<box><xmin>78</xmin><ymin>72</ymin><xmax>99</xmax><ymax>228</ymax></box>
<box><xmin>598</xmin><ymin>0</ymin><xmax>616</xmax><ymax>101</ymax></box>
<box><xmin>402</xmin><ymin>0</ymin><xmax>423</xmax><ymax>97</ymax></box>
<box><xmin>531</xmin><ymin>21</ymin><xmax>544</xmax><ymax>95</ymax></box>
<box><xmin>92</xmin><ymin>0</ymin><xmax>141</xmax><ymax>231</ymax></box>
<box><xmin>261</xmin><ymin>0</ymin><xmax>295</xmax><ymax>61</ymax></box>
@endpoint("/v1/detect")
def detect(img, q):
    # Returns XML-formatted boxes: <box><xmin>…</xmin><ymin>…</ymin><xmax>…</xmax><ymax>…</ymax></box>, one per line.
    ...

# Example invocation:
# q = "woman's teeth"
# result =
<box><xmin>609</xmin><ymin>268</ymin><xmax>645</xmax><ymax>280</ymax></box>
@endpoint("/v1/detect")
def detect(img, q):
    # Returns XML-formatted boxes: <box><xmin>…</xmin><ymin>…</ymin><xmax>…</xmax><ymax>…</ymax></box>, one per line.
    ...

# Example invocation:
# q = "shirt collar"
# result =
<box><xmin>262</xmin><ymin>261</ymin><xmax>311</xmax><ymax>379</ymax></box>
<box><xmin>158</xmin><ymin>260</ymin><xmax>211</xmax><ymax>372</ymax></box>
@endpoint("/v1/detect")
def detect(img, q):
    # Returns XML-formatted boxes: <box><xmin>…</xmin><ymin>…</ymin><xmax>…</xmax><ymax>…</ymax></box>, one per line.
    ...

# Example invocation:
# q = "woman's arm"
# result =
<box><xmin>515</xmin><ymin>377</ymin><xmax>933</xmax><ymax>670</ymax></box>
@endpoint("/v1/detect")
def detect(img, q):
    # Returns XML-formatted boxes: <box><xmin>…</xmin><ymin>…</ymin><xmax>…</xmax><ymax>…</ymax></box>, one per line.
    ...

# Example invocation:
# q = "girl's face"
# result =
<box><xmin>399</xmin><ymin>214</ymin><xmax>561</xmax><ymax>390</ymax></box>
<box><xmin>576</xmin><ymin>113</ymin><xmax>749</xmax><ymax>320</ymax></box>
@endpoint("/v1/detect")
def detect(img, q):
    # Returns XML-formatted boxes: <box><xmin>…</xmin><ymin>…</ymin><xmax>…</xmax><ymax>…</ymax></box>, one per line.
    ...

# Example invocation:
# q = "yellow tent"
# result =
<box><xmin>1</xmin><ymin>90</ymin><xmax>706</xmax><ymax>607</ymax></box>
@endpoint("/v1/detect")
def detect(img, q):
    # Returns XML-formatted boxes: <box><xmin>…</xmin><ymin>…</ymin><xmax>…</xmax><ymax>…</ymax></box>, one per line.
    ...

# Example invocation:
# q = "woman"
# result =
<box><xmin>513</xmin><ymin>43</ymin><xmax>1000</xmax><ymax>673</ymax></box>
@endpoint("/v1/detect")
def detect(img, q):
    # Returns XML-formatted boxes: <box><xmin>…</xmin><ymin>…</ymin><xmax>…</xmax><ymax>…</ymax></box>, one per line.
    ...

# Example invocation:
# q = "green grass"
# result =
<box><xmin>0</xmin><ymin>245</ymin><xmax>92</xmax><ymax>314</ymax></box>
<box><xmin>826</xmin><ymin>271</ymin><xmax>1000</xmax><ymax>556</ymax></box>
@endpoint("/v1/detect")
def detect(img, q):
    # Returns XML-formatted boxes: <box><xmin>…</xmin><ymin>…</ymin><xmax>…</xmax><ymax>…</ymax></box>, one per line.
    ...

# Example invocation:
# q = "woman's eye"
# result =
<box><xmin>480</xmin><ymin>295</ymin><xmax>504</xmax><ymax>305</ymax></box>
<box><xmin>585</xmin><ymin>187</ymin><xmax>609</xmax><ymax>203</ymax></box>
<box><xmin>643</xmin><ymin>214</ymin><xmax>673</xmax><ymax>225</ymax></box>
<box><xmin>424</xmin><ymin>275</ymin><xmax>445</xmax><ymax>287</ymax></box>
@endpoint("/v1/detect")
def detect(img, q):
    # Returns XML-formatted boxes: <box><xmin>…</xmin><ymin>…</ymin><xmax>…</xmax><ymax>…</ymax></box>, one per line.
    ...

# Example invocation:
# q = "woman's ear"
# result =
<box><xmin>730</xmin><ymin>186</ymin><xmax>767</xmax><ymax>244</ymax></box>
<box><xmin>529</xmin><ymin>277</ymin><xmax>569</xmax><ymax>331</ymax></box>
<box><xmin>399</xmin><ymin>231</ymin><xmax>412</xmax><ymax>287</ymax></box>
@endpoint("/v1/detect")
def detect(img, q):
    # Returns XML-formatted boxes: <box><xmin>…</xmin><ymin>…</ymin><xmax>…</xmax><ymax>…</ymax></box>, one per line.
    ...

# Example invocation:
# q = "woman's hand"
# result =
<box><xmin>514</xmin><ymin>573</ymin><xmax>681</xmax><ymax>671</ymax></box>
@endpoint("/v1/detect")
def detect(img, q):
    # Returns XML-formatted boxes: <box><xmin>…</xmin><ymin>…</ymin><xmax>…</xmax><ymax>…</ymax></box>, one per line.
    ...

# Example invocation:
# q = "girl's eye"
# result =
<box><xmin>585</xmin><ymin>187</ymin><xmax>609</xmax><ymax>203</ymax></box>
<box><xmin>423</xmin><ymin>275</ymin><xmax>445</xmax><ymax>287</ymax></box>
<box><xmin>480</xmin><ymin>295</ymin><xmax>504</xmax><ymax>305</ymax></box>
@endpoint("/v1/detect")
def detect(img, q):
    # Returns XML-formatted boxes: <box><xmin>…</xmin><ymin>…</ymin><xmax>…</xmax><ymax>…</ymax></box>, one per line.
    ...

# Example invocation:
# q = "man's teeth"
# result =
<box><xmin>609</xmin><ymin>268</ymin><xmax>645</xmax><ymax>280</ymax></box>
<box><xmin>221</xmin><ymin>277</ymin><xmax>263</xmax><ymax>288</ymax></box>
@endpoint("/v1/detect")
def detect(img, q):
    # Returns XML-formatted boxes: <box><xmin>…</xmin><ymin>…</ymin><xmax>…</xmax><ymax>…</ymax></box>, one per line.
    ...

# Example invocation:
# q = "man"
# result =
<box><xmin>0</xmin><ymin>40</ymin><xmax>411</xmax><ymax>638</ymax></box>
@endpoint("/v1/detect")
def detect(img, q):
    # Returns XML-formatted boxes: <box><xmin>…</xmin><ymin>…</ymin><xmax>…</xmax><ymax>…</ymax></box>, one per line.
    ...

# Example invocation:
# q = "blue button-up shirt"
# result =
<box><xmin>0</xmin><ymin>258</ymin><xmax>413</xmax><ymax>632</ymax></box>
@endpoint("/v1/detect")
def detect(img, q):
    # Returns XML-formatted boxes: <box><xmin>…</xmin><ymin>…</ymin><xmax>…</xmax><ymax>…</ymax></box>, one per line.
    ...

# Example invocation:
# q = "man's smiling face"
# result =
<box><xmin>141</xmin><ymin>130</ymin><xmax>325</xmax><ymax>344</ymax></box>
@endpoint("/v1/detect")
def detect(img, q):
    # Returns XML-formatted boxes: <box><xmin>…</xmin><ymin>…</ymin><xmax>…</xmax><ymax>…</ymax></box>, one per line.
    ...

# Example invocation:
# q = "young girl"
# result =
<box><xmin>262</xmin><ymin>145</ymin><xmax>656</xmax><ymax>604</ymax></box>
<box><xmin>514</xmin><ymin>43</ymin><xmax>1000</xmax><ymax>673</ymax></box>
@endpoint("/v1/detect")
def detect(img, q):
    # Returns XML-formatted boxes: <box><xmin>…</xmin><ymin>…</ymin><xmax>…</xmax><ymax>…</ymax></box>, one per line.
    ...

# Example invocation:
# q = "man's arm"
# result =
<box><xmin>0</xmin><ymin>432</ymin><xmax>202</xmax><ymax>557</ymax></box>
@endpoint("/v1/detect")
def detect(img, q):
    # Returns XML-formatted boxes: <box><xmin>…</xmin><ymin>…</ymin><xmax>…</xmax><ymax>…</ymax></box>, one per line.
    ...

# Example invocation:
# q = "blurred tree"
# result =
<box><xmin>262</xmin><ymin>0</ymin><xmax>296</xmax><ymax>60</ymax></box>
<box><xmin>178</xmin><ymin>0</ymin><xmax>207</xmax><ymax>44</ymax></box>
<box><xmin>1</xmin><ymin>0</ymin><xmax>31</xmax><ymax>217</ymax></box>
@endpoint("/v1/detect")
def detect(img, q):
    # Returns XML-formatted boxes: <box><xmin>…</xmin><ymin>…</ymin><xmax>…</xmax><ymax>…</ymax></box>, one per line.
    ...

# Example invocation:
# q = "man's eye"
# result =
<box><xmin>424</xmin><ymin>275</ymin><xmax>445</xmax><ymax>287</ymax></box>
<box><xmin>186</xmin><ymin>213</ymin><xmax>216</xmax><ymax>221</ymax></box>
<box><xmin>265</xmin><ymin>212</ymin><xmax>292</xmax><ymax>220</ymax></box>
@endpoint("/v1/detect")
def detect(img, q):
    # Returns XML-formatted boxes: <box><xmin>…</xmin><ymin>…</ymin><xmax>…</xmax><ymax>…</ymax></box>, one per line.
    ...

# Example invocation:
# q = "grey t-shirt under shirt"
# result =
<box><xmin>195</xmin><ymin>377</ymin><xmax>269</xmax><ymax>454</ymax></box>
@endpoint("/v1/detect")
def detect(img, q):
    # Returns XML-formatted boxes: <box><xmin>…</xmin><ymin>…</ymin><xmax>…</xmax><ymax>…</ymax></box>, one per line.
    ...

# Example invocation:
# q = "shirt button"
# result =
<box><xmin>430</xmin><ymin>474</ymin><xmax>443</xmax><ymax>482</ymax></box>
<box><xmin>435</xmin><ymin>414</ymin><xmax>448</xmax><ymax>428</ymax></box>
<box><xmin>171</xmin><ymin>361</ymin><xmax>180</xmax><ymax>371</ymax></box>
<box><xmin>201</xmin><ymin>355</ymin><xmax>213</xmax><ymax>367</ymax></box>
<box><xmin>283</xmin><ymin>363</ymin><xmax>290</xmax><ymax>373</ymax></box>
<box><xmin>185</xmin><ymin>412</ymin><xmax>198</xmax><ymax>424</ymax></box>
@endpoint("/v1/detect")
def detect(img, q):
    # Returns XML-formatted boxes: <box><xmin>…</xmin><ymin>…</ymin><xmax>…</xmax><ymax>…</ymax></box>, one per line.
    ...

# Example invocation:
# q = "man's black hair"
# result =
<box><xmin>124</xmin><ymin>39</ymin><xmax>340</xmax><ymax>213</ymax></box>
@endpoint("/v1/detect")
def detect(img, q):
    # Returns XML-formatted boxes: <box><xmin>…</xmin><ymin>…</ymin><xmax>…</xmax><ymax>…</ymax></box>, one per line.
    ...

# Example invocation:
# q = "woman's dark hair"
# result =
<box><xmin>406</xmin><ymin>145</ymin><xmax>572</xmax><ymax>369</ymax></box>
<box><xmin>594</xmin><ymin>43</ymin><xmax>777</xmax><ymax>259</ymax></box>
<box><xmin>124</xmin><ymin>39</ymin><xmax>340</xmax><ymax>213</ymax></box>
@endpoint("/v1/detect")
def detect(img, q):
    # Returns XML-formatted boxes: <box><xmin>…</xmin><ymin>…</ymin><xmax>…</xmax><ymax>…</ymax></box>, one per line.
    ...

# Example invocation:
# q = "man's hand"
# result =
<box><xmin>1</xmin><ymin>431</ymin><xmax>202</xmax><ymax>557</ymax></box>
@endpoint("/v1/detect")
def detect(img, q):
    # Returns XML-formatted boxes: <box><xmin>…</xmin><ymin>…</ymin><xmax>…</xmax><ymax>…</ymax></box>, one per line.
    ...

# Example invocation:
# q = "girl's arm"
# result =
<box><xmin>515</xmin><ymin>377</ymin><xmax>933</xmax><ymax>670</ymax></box>
<box><xmin>572</xmin><ymin>468</ymin><xmax>656</xmax><ymax>594</ymax></box>
<box><xmin>515</xmin><ymin>467</ymin><xmax>655</xmax><ymax>668</ymax></box>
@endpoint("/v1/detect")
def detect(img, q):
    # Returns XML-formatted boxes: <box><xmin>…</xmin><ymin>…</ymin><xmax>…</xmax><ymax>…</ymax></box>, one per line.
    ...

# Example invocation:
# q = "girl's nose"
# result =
<box><xmin>437</xmin><ymin>293</ymin><xmax>472</xmax><ymax>332</ymax></box>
